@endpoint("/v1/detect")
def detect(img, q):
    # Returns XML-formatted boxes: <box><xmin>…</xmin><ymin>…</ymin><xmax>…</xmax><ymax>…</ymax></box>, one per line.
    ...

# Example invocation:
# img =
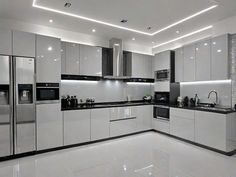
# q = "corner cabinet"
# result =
<box><xmin>36</xmin><ymin>35</ymin><xmax>61</xmax><ymax>83</ymax></box>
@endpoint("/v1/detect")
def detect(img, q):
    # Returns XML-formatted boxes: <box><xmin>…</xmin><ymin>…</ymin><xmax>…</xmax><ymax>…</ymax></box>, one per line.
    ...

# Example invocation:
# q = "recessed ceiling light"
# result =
<box><xmin>152</xmin><ymin>25</ymin><xmax>213</xmax><ymax>48</ymax></box>
<box><xmin>64</xmin><ymin>2</ymin><xmax>71</xmax><ymax>8</ymax></box>
<box><xmin>48</xmin><ymin>46</ymin><xmax>53</xmax><ymax>51</ymax></box>
<box><xmin>49</xmin><ymin>19</ymin><xmax>53</xmax><ymax>23</ymax></box>
<box><xmin>92</xmin><ymin>29</ymin><xmax>96</xmax><ymax>32</ymax></box>
<box><xmin>132</xmin><ymin>38</ymin><xmax>135</xmax><ymax>41</ymax></box>
<box><xmin>147</xmin><ymin>27</ymin><xmax>152</xmax><ymax>30</ymax></box>
<box><xmin>120</xmin><ymin>19</ymin><xmax>128</xmax><ymax>23</ymax></box>
<box><xmin>176</xmin><ymin>30</ymin><xmax>180</xmax><ymax>34</ymax></box>
<box><xmin>32</xmin><ymin>0</ymin><xmax>217</xmax><ymax>36</ymax></box>
<box><xmin>152</xmin><ymin>41</ymin><xmax>155</xmax><ymax>44</ymax></box>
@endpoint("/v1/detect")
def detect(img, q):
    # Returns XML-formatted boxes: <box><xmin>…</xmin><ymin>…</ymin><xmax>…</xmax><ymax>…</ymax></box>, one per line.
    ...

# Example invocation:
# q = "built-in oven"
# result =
<box><xmin>153</xmin><ymin>105</ymin><xmax>169</xmax><ymax>121</ymax></box>
<box><xmin>155</xmin><ymin>69</ymin><xmax>170</xmax><ymax>81</ymax></box>
<box><xmin>36</xmin><ymin>83</ymin><xmax>60</xmax><ymax>104</ymax></box>
<box><xmin>154</xmin><ymin>92</ymin><xmax>169</xmax><ymax>105</ymax></box>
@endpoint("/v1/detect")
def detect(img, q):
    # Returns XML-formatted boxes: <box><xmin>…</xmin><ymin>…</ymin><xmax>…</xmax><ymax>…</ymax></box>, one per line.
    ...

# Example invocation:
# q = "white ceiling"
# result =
<box><xmin>0</xmin><ymin>0</ymin><xmax>236</xmax><ymax>49</ymax></box>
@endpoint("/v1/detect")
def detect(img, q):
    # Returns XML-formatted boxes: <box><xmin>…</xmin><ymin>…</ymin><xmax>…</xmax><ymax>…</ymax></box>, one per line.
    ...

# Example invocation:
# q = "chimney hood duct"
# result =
<box><xmin>109</xmin><ymin>38</ymin><xmax>123</xmax><ymax>78</ymax></box>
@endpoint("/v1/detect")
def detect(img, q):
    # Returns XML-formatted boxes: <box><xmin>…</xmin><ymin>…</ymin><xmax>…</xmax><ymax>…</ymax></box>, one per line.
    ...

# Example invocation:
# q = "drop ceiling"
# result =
<box><xmin>0</xmin><ymin>0</ymin><xmax>236</xmax><ymax>49</ymax></box>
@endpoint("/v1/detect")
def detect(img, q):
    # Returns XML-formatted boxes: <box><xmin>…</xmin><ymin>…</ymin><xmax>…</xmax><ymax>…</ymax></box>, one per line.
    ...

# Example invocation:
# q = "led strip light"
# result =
<box><xmin>32</xmin><ymin>0</ymin><xmax>217</xmax><ymax>36</ymax></box>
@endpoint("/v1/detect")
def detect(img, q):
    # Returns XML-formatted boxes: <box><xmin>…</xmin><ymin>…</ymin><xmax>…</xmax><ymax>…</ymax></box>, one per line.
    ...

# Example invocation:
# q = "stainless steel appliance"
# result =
<box><xmin>154</xmin><ymin>92</ymin><xmax>169</xmax><ymax>105</ymax></box>
<box><xmin>0</xmin><ymin>55</ymin><xmax>36</xmax><ymax>157</ymax></box>
<box><xmin>36</xmin><ymin>83</ymin><xmax>60</xmax><ymax>104</ymax></box>
<box><xmin>153</xmin><ymin>105</ymin><xmax>170</xmax><ymax>121</ymax></box>
<box><xmin>155</xmin><ymin>69</ymin><xmax>170</xmax><ymax>81</ymax></box>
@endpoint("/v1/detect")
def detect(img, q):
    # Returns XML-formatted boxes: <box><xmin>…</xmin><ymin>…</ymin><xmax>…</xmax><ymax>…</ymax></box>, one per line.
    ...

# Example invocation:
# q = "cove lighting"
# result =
<box><xmin>61</xmin><ymin>80</ymin><xmax>98</xmax><ymax>84</ymax></box>
<box><xmin>32</xmin><ymin>0</ymin><xmax>217</xmax><ymax>36</ymax></box>
<box><xmin>152</xmin><ymin>25</ymin><xmax>213</xmax><ymax>48</ymax></box>
<box><xmin>180</xmin><ymin>80</ymin><xmax>231</xmax><ymax>85</ymax></box>
<box><xmin>126</xmin><ymin>82</ymin><xmax>154</xmax><ymax>85</ymax></box>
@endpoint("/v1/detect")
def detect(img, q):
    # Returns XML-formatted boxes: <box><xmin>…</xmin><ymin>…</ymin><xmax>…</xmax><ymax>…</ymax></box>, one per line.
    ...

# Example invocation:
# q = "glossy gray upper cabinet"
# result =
<box><xmin>131</xmin><ymin>53</ymin><xmax>152</xmax><ymax>78</ymax></box>
<box><xmin>61</xmin><ymin>42</ymin><xmax>66</xmax><ymax>74</ymax></box>
<box><xmin>183</xmin><ymin>44</ymin><xmax>196</xmax><ymax>82</ymax></box>
<box><xmin>0</xmin><ymin>29</ymin><xmax>12</xmax><ymax>55</ymax></box>
<box><xmin>195</xmin><ymin>39</ymin><xmax>211</xmax><ymax>81</ymax></box>
<box><xmin>79</xmin><ymin>44</ymin><xmax>102</xmax><ymax>76</ymax></box>
<box><xmin>174</xmin><ymin>48</ymin><xmax>184</xmax><ymax>82</ymax></box>
<box><xmin>13</xmin><ymin>31</ymin><xmax>35</xmax><ymax>57</ymax></box>
<box><xmin>65</xmin><ymin>42</ymin><xmax>80</xmax><ymax>75</ymax></box>
<box><xmin>211</xmin><ymin>34</ymin><xmax>229</xmax><ymax>80</ymax></box>
<box><xmin>36</xmin><ymin>35</ymin><xmax>61</xmax><ymax>83</ymax></box>
<box><xmin>153</xmin><ymin>51</ymin><xmax>170</xmax><ymax>71</ymax></box>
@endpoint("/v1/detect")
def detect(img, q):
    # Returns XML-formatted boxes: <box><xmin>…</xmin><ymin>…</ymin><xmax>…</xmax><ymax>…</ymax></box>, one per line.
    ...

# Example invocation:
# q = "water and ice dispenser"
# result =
<box><xmin>18</xmin><ymin>84</ymin><xmax>33</xmax><ymax>104</ymax></box>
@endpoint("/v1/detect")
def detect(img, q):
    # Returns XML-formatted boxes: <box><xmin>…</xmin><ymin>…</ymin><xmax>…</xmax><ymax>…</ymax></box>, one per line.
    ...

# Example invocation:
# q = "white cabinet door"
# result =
<box><xmin>170</xmin><ymin>108</ymin><xmax>195</xmax><ymax>141</ymax></box>
<box><xmin>0</xmin><ymin>29</ymin><xmax>12</xmax><ymax>55</ymax></box>
<box><xmin>153</xmin><ymin>119</ymin><xmax>170</xmax><ymax>134</ymax></box>
<box><xmin>110</xmin><ymin>119</ymin><xmax>137</xmax><ymax>137</ymax></box>
<box><xmin>132</xmin><ymin>53</ymin><xmax>143</xmax><ymax>78</ymax></box>
<box><xmin>36</xmin><ymin>35</ymin><xmax>61</xmax><ymax>83</ymax></box>
<box><xmin>36</xmin><ymin>103</ymin><xmax>63</xmax><ymax>150</ymax></box>
<box><xmin>153</xmin><ymin>51</ymin><xmax>170</xmax><ymax>71</ymax></box>
<box><xmin>91</xmin><ymin>108</ymin><xmax>110</xmax><ymax>141</ymax></box>
<box><xmin>80</xmin><ymin>45</ymin><xmax>102</xmax><ymax>76</ymax></box>
<box><xmin>211</xmin><ymin>34</ymin><xmax>229</xmax><ymax>80</ymax></box>
<box><xmin>61</xmin><ymin>42</ymin><xmax>66</xmax><ymax>74</ymax></box>
<box><xmin>195</xmin><ymin>39</ymin><xmax>211</xmax><ymax>81</ymax></box>
<box><xmin>65</xmin><ymin>42</ymin><xmax>80</xmax><ymax>75</ymax></box>
<box><xmin>183</xmin><ymin>44</ymin><xmax>196</xmax><ymax>81</ymax></box>
<box><xmin>195</xmin><ymin>111</ymin><xmax>227</xmax><ymax>151</ymax></box>
<box><xmin>110</xmin><ymin>106</ymin><xmax>137</xmax><ymax>120</ymax></box>
<box><xmin>175</xmin><ymin>48</ymin><xmax>184</xmax><ymax>82</ymax></box>
<box><xmin>64</xmin><ymin>110</ymin><xmax>90</xmax><ymax>145</ymax></box>
<box><xmin>13</xmin><ymin>30</ymin><xmax>35</xmax><ymax>57</ymax></box>
<box><xmin>136</xmin><ymin>105</ymin><xmax>152</xmax><ymax>131</ymax></box>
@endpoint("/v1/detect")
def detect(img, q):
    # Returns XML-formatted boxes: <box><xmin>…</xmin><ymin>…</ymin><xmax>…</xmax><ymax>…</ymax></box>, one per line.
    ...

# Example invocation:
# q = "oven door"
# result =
<box><xmin>154</xmin><ymin>105</ymin><xmax>169</xmax><ymax>121</ymax></box>
<box><xmin>36</xmin><ymin>87</ymin><xmax>59</xmax><ymax>104</ymax></box>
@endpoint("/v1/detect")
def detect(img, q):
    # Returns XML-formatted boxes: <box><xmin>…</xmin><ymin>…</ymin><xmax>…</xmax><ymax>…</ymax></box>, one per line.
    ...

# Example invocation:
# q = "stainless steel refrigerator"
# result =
<box><xmin>0</xmin><ymin>55</ymin><xmax>36</xmax><ymax>157</ymax></box>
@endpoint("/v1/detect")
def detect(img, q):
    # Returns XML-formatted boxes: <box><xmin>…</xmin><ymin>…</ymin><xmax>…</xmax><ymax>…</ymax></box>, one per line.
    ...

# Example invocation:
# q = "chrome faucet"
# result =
<box><xmin>208</xmin><ymin>90</ymin><xmax>218</xmax><ymax>105</ymax></box>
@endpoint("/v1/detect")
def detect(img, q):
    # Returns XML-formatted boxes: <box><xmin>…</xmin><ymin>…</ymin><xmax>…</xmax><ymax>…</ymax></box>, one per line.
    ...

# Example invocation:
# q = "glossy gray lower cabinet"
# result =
<box><xmin>63</xmin><ymin>110</ymin><xmax>90</xmax><ymax>145</ymax></box>
<box><xmin>91</xmin><ymin>108</ymin><xmax>110</xmax><ymax>140</ymax></box>
<box><xmin>37</xmin><ymin>103</ymin><xmax>63</xmax><ymax>150</ymax></box>
<box><xmin>136</xmin><ymin>105</ymin><xmax>152</xmax><ymax>131</ymax></box>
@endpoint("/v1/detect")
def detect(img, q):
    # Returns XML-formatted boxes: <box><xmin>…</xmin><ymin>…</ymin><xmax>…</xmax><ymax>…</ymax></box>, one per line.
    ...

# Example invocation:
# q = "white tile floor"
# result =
<box><xmin>1</xmin><ymin>132</ymin><xmax>236</xmax><ymax>177</ymax></box>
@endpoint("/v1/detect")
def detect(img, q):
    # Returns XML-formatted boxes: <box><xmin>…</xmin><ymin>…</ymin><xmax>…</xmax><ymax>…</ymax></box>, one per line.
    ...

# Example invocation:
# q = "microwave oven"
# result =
<box><xmin>155</xmin><ymin>69</ymin><xmax>170</xmax><ymax>81</ymax></box>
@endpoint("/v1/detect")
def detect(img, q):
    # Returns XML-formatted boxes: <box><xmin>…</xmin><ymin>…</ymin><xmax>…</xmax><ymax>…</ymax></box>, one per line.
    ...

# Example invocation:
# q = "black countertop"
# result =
<box><xmin>170</xmin><ymin>105</ymin><xmax>235</xmax><ymax>114</ymax></box>
<box><xmin>61</xmin><ymin>100</ymin><xmax>235</xmax><ymax>114</ymax></box>
<box><xmin>62</xmin><ymin>100</ymin><xmax>153</xmax><ymax>111</ymax></box>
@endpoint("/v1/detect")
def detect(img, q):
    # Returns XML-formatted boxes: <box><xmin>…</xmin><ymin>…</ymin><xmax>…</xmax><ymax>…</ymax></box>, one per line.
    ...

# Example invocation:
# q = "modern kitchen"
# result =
<box><xmin>0</xmin><ymin>0</ymin><xmax>236</xmax><ymax>176</ymax></box>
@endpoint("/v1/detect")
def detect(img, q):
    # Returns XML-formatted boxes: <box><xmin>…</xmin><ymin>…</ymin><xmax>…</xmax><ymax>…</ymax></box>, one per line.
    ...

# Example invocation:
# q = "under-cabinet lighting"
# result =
<box><xmin>32</xmin><ymin>0</ymin><xmax>217</xmax><ymax>36</ymax></box>
<box><xmin>61</xmin><ymin>80</ymin><xmax>98</xmax><ymax>84</ymax></box>
<box><xmin>180</xmin><ymin>80</ymin><xmax>231</xmax><ymax>85</ymax></box>
<box><xmin>152</xmin><ymin>25</ymin><xmax>213</xmax><ymax>48</ymax></box>
<box><xmin>126</xmin><ymin>82</ymin><xmax>154</xmax><ymax>85</ymax></box>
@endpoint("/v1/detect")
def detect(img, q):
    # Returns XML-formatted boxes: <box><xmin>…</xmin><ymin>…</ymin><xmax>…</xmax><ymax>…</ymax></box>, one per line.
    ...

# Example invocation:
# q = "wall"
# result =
<box><xmin>61</xmin><ymin>80</ymin><xmax>153</xmax><ymax>102</ymax></box>
<box><xmin>180</xmin><ymin>81</ymin><xmax>232</xmax><ymax>107</ymax></box>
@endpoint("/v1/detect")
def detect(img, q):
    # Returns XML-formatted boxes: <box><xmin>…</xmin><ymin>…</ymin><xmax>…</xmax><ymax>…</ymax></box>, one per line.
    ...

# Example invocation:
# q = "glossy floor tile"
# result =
<box><xmin>1</xmin><ymin>132</ymin><xmax>236</xmax><ymax>177</ymax></box>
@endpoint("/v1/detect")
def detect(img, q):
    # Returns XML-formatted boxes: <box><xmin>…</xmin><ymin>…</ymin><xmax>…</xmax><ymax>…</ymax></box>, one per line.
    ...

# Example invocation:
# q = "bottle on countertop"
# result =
<box><xmin>61</xmin><ymin>96</ymin><xmax>67</xmax><ymax>108</ymax></box>
<box><xmin>66</xmin><ymin>95</ymin><xmax>71</xmax><ymax>108</ymax></box>
<box><xmin>194</xmin><ymin>94</ymin><xmax>199</xmax><ymax>107</ymax></box>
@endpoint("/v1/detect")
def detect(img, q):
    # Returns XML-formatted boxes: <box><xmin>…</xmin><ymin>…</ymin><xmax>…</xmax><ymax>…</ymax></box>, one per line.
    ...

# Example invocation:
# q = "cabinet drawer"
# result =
<box><xmin>170</xmin><ymin>108</ymin><xmax>194</xmax><ymax>119</ymax></box>
<box><xmin>110</xmin><ymin>119</ymin><xmax>137</xmax><ymax>137</ymax></box>
<box><xmin>110</xmin><ymin>107</ymin><xmax>137</xmax><ymax>120</ymax></box>
<box><xmin>153</xmin><ymin>119</ymin><xmax>170</xmax><ymax>134</ymax></box>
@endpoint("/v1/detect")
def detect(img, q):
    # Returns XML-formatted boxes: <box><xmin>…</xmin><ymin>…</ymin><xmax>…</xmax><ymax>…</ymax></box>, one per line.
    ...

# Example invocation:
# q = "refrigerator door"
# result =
<box><xmin>14</xmin><ymin>57</ymin><xmax>36</xmax><ymax>154</ymax></box>
<box><xmin>0</xmin><ymin>56</ymin><xmax>12</xmax><ymax>157</ymax></box>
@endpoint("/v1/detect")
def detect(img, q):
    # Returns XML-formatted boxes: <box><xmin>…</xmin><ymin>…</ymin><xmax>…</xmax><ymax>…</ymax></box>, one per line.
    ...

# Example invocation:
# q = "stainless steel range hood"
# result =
<box><xmin>103</xmin><ymin>38</ymin><xmax>131</xmax><ymax>79</ymax></box>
